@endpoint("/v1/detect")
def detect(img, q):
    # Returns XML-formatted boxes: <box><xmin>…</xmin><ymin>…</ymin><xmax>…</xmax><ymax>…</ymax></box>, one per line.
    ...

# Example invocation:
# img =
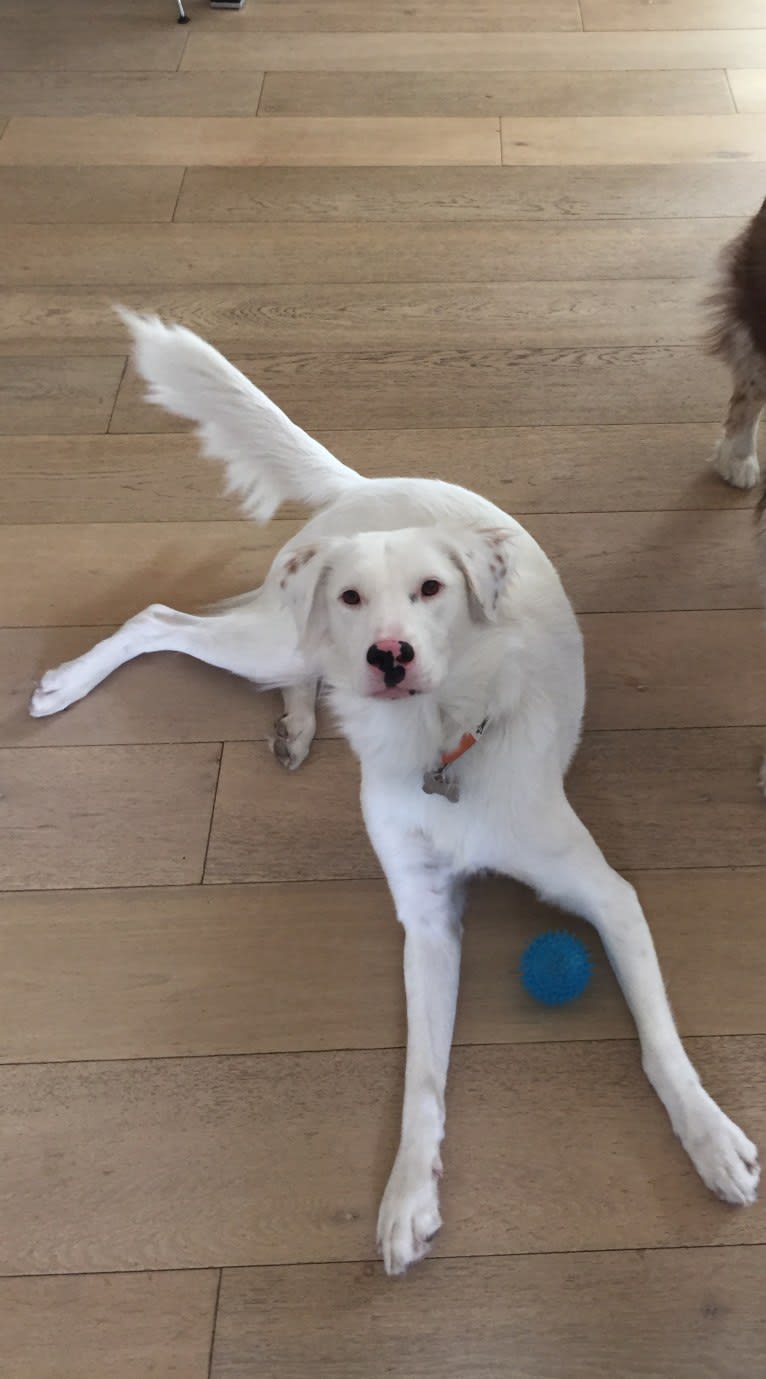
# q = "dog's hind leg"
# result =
<box><xmin>712</xmin><ymin>355</ymin><xmax>766</xmax><ymax>490</ymax></box>
<box><xmin>30</xmin><ymin>588</ymin><xmax>311</xmax><ymax>729</ymax></box>
<box><xmin>508</xmin><ymin>791</ymin><xmax>760</xmax><ymax>1208</ymax></box>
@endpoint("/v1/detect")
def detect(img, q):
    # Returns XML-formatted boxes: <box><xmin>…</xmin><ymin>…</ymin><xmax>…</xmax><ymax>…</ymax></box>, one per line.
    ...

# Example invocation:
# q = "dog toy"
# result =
<box><xmin>520</xmin><ymin>930</ymin><xmax>591</xmax><ymax>1006</ymax></box>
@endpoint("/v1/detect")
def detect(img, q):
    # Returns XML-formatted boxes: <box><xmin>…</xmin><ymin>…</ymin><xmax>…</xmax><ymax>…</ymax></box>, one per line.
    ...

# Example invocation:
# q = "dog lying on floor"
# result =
<box><xmin>30</xmin><ymin>311</ymin><xmax>760</xmax><ymax>1274</ymax></box>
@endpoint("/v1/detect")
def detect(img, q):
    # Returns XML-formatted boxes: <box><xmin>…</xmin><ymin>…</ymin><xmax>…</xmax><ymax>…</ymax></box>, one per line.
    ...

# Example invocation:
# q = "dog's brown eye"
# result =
<box><xmin>341</xmin><ymin>589</ymin><xmax>361</xmax><ymax>606</ymax></box>
<box><xmin>420</xmin><ymin>579</ymin><xmax>442</xmax><ymax>598</ymax></box>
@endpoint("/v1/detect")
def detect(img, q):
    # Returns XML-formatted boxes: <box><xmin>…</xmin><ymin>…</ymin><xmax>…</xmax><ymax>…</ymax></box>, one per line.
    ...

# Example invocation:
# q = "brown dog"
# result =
<box><xmin>707</xmin><ymin>197</ymin><xmax>766</xmax><ymax>495</ymax></box>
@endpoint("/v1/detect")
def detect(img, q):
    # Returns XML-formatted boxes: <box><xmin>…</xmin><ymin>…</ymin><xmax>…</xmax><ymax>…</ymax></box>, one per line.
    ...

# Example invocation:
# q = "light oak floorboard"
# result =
<box><xmin>500</xmin><ymin>114</ymin><xmax>766</xmax><ymax>164</ymax></box>
<box><xmin>3</xmin><ymin>1271</ymin><xmax>218</xmax><ymax>1379</ymax></box>
<box><xmin>181</xmin><ymin>30</ymin><xmax>766</xmax><ymax>73</ymax></box>
<box><xmin>0</xmin><ymin>282</ymin><xmax>705</xmax><ymax>354</ymax></box>
<box><xmin>582</xmin><ymin>0</ymin><xmax>766</xmax><ymax>30</ymax></box>
<box><xmin>0</xmin><ymin>14</ymin><xmax>188</xmax><ymax>73</ymax></box>
<box><xmin>0</xmin><ymin>117</ymin><xmax>503</xmax><ymax>168</ymax></box>
<box><xmin>727</xmin><ymin>68</ymin><xmax>766</xmax><ymax>112</ymax></box>
<box><xmin>0</xmin><ymin>425</ymin><xmax>751</xmax><ymax>526</ymax></box>
<box><xmin>0</xmin><ymin>356</ymin><xmax>124</xmax><ymax>435</ymax></box>
<box><xmin>0</xmin><ymin>71</ymin><xmax>265</xmax><ymax>118</ymax></box>
<box><xmin>211</xmin><ymin>1249</ymin><xmax>766</xmax><ymax>1379</ymax></box>
<box><xmin>228</xmin><ymin>0</ymin><xmax>582</xmax><ymax>31</ymax></box>
<box><xmin>260</xmin><ymin>67</ymin><xmax>734</xmax><ymax>117</ymax></box>
<box><xmin>0</xmin><ymin>521</ymin><xmax>299</xmax><ymax>627</ymax></box>
<box><xmin>109</xmin><ymin>347</ymin><xmax>726</xmax><ymax>432</ymax></box>
<box><xmin>0</xmin><ymin>743</ymin><xmax>221</xmax><ymax>891</ymax></box>
<box><xmin>174</xmin><ymin>163</ymin><xmax>766</xmax><ymax>220</ymax></box>
<box><xmin>0</xmin><ymin>219</ymin><xmax>735</xmax><ymax>285</ymax></box>
<box><xmin>0</xmin><ymin>167</ymin><xmax>183</xmax><ymax>223</ymax></box>
<box><xmin>1</xmin><ymin>871</ymin><xmax>765</xmax><ymax>1065</ymax></box>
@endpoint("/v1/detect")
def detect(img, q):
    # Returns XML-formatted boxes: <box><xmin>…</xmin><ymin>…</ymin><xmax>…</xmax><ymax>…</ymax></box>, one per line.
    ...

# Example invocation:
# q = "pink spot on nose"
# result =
<box><xmin>374</xmin><ymin>638</ymin><xmax>406</xmax><ymax>657</ymax></box>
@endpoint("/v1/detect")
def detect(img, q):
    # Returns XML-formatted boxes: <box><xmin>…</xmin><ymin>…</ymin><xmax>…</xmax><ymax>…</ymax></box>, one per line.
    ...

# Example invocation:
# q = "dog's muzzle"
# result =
<box><xmin>366</xmin><ymin>639</ymin><xmax>415</xmax><ymax>689</ymax></box>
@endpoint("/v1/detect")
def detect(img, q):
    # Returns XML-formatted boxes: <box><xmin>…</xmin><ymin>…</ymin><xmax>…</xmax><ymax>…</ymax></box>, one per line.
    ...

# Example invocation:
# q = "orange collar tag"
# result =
<box><xmin>422</xmin><ymin>718</ymin><xmax>489</xmax><ymax>803</ymax></box>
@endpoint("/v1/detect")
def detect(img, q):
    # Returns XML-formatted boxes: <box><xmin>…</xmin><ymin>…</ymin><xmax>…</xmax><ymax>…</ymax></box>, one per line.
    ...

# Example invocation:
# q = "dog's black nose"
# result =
<box><xmin>367</xmin><ymin>640</ymin><xmax>415</xmax><ymax>688</ymax></box>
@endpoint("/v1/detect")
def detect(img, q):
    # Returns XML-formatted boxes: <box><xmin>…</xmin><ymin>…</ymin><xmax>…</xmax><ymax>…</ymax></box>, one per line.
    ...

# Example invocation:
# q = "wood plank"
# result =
<box><xmin>3</xmin><ymin>1271</ymin><xmax>218</xmax><ymax>1379</ymax></box>
<box><xmin>205</xmin><ymin>739</ymin><xmax>377</xmax><ymax>883</ymax></box>
<box><xmin>2</xmin><ymin>507</ymin><xmax>757</xmax><ymax>629</ymax></box>
<box><xmin>728</xmin><ymin>68</ymin><xmax>766</xmax><ymax>112</ymax></box>
<box><xmin>205</xmin><ymin>726</ymin><xmax>766</xmax><ymax>883</ymax></box>
<box><xmin>0</xmin><ymin>425</ymin><xmax>753</xmax><ymax>527</ymax></box>
<box><xmin>0</xmin><ymin>356</ymin><xmax>124</xmax><ymax>435</ymax></box>
<box><xmin>0</xmin><ymin>521</ymin><xmax>299</xmax><ymax>626</ymax></box>
<box><xmin>3</xmin><ymin>609</ymin><xmax>766</xmax><ymax>750</ymax></box>
<box><xmin>582</xmin><ymin>0</ymin><xmax>766</xmax><ymax>30</ymax></box>
<box><xmin>0</xmin><ymin>282</ymin><xmax>705</xmax><ymax>355</ymax></box>
<box><xmin>109</xmin><ymin>347</ymin><xmax>727</xmax><ymax>432</ymax></box>
<box><xmin>0</xmin><ymin>12</ymin><xmax>188</xmax><ymax>73</ymax></box>
<box><xmin>229</xmin><ymin>0</ymin><xmax>582</xmax><ymax>30</ymax></box>
<box><xmin>0</xmin><ymin>117</ymin><xmax>502</xmax><ymax>167</ymax></box>
<box><xmin>0</xmin><ymin>167</ymin><xmax>183</xmax><ymax>223</ymax></box>
<box><xmin>182</xmin><ymin>29</ymin><xmax>766</xmax><ymax>72</ymax></box>
<box><xmin>0</xmin><ymin>743</ymin><xmax>221</xmax><ymax>890</ymax></box>
<box><xmin>211</xmin><ymin>1249</ymin><xmax>766</xmax><ymax>1379</ymax></box>
<box><xmin>0</xmin><ymin>1038</ymin><xmax>762</xmax><ymax>1273</ymax></box>
<box><xmin>501</xmin><ymin>114</ymin><xmax>766</xmax><ymax>164</ymax></box>
<box><xmin>0</xmin><ymin>71</ymin><xmax>264</xmax><ymax>118</ymax></box>
<box><xmin>569</xmin><ymin>726</ymin><xmax>766</xmax><ymax>871</ymax></box>
<box><xmin>174</xmin><ymin>163</ymin><xmax>764</xmax><ymax>221</ymax></box>
<box><xmin>524</xmin><ymin>509</ymin><xmax>760</xmax><ymax>613</ymax></box>
<box><xmin>260</xmin><ymin>68</ymin><xmax>734</xmax><ymax>117</ymax></box>
<box><xmin>2</xmin><ymin>870</ymin><xmax>766</xmax><ymax>1065</ymax></box>
<box><xmin>0</xmin><ymin>219</ymin><xmax>735</xmax><ymax>285</ymax></box>
<box><xmin>0</xmin><ymin>435</ymin><xmax>240</xmax><ymax>525</ymax></box>
<box><xmin>584</xmin><ymin>610</ymin><xmax>766</xmax><ymax>731</ymax></box>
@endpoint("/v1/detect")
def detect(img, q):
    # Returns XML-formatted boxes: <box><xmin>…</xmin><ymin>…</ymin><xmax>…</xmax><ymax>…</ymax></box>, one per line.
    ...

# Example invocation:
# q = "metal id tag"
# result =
<box><xmin>422</xmin><ymin>768</ymin><xmax>460</xmax><ymax>803</ymax></box>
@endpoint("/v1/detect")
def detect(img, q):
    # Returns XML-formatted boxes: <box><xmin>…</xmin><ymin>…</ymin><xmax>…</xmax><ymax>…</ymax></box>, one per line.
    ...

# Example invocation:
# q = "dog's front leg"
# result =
<box><xmin>363</xmin><ymin>795</ymin><xmax>465</xmax><ymax>1274</ymax></box>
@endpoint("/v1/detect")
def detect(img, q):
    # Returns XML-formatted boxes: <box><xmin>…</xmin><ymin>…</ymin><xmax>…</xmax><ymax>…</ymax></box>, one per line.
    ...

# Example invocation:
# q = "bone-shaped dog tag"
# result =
<box><xmin>422</xmin><ymin>769</ymin><xmax>460</xmax><ymax>803</ymax></box>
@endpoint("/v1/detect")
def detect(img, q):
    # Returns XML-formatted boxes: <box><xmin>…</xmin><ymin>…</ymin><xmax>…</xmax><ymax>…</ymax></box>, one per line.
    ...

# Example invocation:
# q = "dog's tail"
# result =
<box><xmin>117</xmin><ymin>308</ymin><xmax>363</xmax><ymax>521</ymax></box>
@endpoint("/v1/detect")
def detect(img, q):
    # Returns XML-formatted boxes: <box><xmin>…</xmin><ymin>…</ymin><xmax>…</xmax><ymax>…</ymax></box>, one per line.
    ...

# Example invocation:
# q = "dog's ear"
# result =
<box><xmin>277</xmin><ymin>541</ymin><xmax>334</xmax><ymax>651</ymax></box>
<box><xmin>442</xmin><ymin>527</ymin><xmax>515</xmax><ymax>622</ymax></box>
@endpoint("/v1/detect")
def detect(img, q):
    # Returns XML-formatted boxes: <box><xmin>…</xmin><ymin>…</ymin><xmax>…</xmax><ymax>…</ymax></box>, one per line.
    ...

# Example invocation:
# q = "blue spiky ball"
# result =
<box><xmin>520</xmin><ymin>930</ymin><xmax>591</xmax><ymax>1006</ymax></box>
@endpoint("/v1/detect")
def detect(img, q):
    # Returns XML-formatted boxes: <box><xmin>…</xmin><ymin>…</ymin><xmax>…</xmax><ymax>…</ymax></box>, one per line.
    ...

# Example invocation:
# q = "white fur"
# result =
<box><xmin>32</xmin><ymin>312</ymin><xmax>760</xmax><ymax>1274</ymax></box>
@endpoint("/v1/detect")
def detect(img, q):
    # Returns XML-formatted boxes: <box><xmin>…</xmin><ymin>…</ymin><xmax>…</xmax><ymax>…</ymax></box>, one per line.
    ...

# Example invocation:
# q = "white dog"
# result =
<box><xmin>31</xmin><ymin>312</ymin><xmax>759</xmax><ymax>1275</ymax></box>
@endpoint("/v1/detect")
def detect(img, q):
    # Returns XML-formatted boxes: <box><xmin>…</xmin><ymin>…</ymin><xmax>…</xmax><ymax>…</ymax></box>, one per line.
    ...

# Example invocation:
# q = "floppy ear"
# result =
<box><xmin>443</xmin><ymin>527</ymin><xmax>515</xmax><ymax>621</ymax></box>
<box><xmin>277</xmin><ymin>541</ymin><xmax>334</xmax><ymax>652</ymax></box>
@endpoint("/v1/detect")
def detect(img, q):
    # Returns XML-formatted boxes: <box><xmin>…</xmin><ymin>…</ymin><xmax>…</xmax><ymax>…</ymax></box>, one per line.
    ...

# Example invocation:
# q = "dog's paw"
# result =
<box><xmin>711</xmin><ymin>439</ymin><xmax>761</xmax><ymax>490</ymax></box>
<box><xmin>377</xmin><ymin>1150</ymin><xmax>443</xmax><ymax>1277</ymax></box>
<box><xmin>29</xmin><ymin>661</ymin><xmax>92</xmax><ymax>717</ymax></box>
<box><xmin>681</xmin><ymin>1094</ymin><xmax>759</xmax><ymax>1206</ymax></box>
<box><xmin>270</xmin><ymin>712</ymin><xmax>315</xmax><ymax>770</ymax></box>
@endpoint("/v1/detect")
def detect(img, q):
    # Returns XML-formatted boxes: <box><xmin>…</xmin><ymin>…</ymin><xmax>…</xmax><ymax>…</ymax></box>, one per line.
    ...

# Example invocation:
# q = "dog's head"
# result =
<box><xmin>278</xmin><ymin>525</ymin><xmax>515</xmax><ymax>699</ymax></box>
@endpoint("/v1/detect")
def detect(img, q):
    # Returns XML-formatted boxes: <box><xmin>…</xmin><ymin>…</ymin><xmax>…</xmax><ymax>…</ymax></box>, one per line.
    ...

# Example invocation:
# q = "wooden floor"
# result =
<box><xmin>3</xmin><ymin>1</ymin><xmax>766</xmax><ymax>1375</ymax></box>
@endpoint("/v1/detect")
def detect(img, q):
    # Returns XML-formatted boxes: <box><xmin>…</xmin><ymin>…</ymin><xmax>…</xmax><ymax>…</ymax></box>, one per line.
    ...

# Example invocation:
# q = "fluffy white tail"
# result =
<box><xmin>117</xmin><ymin>308</ymin><xmax>362</xmax><ymax>520</ymax></box>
